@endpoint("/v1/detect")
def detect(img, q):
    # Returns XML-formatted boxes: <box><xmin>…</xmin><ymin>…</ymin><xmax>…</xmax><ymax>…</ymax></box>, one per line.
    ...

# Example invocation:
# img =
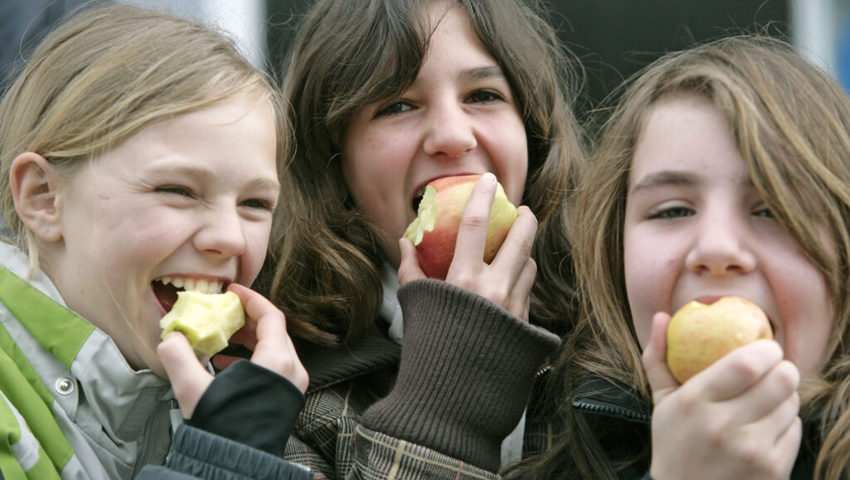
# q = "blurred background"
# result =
<box><xmin>5</xmin><ymin>0</ymin><xmax>850</xmax><ymax>132</ymax></box>
<box><xmin>2</xmin><ymin>1</ymin><xmax>849</xmax><ymax>115</ymax></box>
<box><xmin>3</xmin><ymin>0</ymin><xmax>848</xmax><ymax>237</ymax></box>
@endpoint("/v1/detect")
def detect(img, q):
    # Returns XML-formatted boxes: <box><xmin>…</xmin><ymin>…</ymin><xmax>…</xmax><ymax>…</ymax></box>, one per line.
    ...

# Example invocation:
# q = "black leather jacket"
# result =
<box><xmin>571</xmin><ymin>376</ymin><xmax>817</xmax><ymax>479</ymax></box>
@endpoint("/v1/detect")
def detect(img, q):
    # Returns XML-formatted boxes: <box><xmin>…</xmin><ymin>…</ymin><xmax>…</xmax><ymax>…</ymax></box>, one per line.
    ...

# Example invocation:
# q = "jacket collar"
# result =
<box><xmin>0</xmin><ymin>243</ymin><xmax>171</xmax><ymax>443</ymax></box>
<box><xmin>571</xmin><ymin>375</ymin><xmax>652</xmax><ymax>424</ymax></box>
<box><xmin>298</xmin><ymin>328</ymin><xmax>400</xmax><ymax>393</ymax></box>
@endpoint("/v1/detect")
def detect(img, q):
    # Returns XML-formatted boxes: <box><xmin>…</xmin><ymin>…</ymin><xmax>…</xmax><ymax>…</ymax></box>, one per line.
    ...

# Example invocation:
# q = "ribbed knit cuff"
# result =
<box><xmin>361</xmin><ymin>279</ymin><xmax>561</xmax><ymax>472</ymax></box>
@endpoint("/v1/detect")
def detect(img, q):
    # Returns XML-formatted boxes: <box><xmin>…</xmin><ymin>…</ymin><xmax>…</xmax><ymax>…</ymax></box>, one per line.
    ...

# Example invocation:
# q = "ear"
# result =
<box><xmin>10</xmin><ymin>152</ymin><xmax>63</xmax><ymax>242</ymax></box>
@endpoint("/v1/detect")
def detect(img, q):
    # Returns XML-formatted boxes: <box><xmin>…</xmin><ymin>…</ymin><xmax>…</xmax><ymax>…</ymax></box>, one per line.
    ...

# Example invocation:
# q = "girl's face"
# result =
<box><xmin>623</xmin><ymin>93</ymin><xmax>833</xmax><ymax>378</ymax></box>
<box><xmin>341</xmin><ymin>2</ymin><xmax>528</xmax><ymax>266</ymax></box>
<box><xmin>44</xmin><ymin>93</ymin><xmax>279</xmax><ymax>377</ymax></box>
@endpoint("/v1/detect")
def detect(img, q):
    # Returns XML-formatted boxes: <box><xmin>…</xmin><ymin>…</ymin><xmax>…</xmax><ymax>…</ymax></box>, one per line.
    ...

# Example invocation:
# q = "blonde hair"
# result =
<box><xmin>522</xmin><ymin>35</ymin><xmax>850</xmax><ymax>479</ymax></box>
<box><xmin>0</xmin><ymin>3</ymin><xmax>287</xmax><ymax>275</ymax></box>
<box><xmin>269</xmin><ymin>0</ymin><xmax>585</xmax><ymax>344</ymax></box>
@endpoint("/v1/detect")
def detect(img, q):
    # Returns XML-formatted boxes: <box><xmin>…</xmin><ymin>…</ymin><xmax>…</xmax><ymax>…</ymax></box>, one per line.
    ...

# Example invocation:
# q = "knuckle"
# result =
<box><xmin>461</xmin><ymin>212</ymin><xmax>488</xmax><ymax>230</ymax></box>
<box><xmin>729</xmin><ymin>351</ymin><xmax>764</xmax><ymax>380</ymax></box>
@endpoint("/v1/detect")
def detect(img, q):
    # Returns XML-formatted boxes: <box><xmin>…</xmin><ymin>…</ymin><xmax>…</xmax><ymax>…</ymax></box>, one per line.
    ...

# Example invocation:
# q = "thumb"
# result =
<box><xmin>642</xmin><ymin>312</ymin><xmax>679</xmax><ymax>404</ymax></box>
<box><xmin>397</xmin><ymin>237</ymin><xmax>426</xmax><ymax>285</ymax></box>
<box><xmin>158</xmin><ymin>332</ymin><xmax>213</xmax><ymax>418</ymax></box>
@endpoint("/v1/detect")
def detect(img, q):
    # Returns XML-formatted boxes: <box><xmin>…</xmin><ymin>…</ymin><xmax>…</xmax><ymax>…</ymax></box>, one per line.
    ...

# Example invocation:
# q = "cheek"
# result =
<box><xmin>240</xmin><ymin>224</ymin><xmax>273</xmax><ymax>285</ymax></box>
<box><xmin>623</xmin><ymin>228</ymin><xmax>674</xmax><ymax>348</ymax></box>
<box><xmin>492</xmin><ymin>123</ymin><xmax>528</xmax><ymax>205</ymax></box>
<box><xmin>773</xmin><ymin>270</ymin><xmax>834</xmax><ymax>378</ymax></box>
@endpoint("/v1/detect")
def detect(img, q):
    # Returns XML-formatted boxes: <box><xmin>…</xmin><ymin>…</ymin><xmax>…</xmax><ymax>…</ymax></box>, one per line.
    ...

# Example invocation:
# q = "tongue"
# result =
<box><xmin>152</xmin><ymin>281</ymin><xmax>181</xmax><ymax>313</ymax></box>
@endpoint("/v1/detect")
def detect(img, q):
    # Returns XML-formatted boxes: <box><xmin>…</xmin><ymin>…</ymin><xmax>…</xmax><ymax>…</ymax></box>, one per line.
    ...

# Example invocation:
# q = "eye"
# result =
<box><xmin>240</xmin><ymin>198</ymin><xmax>275</xmax><ymax>211</ymax></box>
<box><xmin>466</xmin><ymin>89</ymin><xmax>505</xmax><ymax>104</ymax></box>
<box><xmin>374</xmin><ymin>101</ymin><xmax>413</xmax><ymax>118</ymax></box>
<box><xmin>156</xmin><ymin>185</ymin><xmax>194</xmax><ymax>198</ymax></box>
<box><xmin>753</xmin><ymin>206</ymin><xmax>775</xmax><ymax>219</ymax></box>
<box><xmin>647</xmin><ymin>206</ymin><xmax>694</xmax><ymax>219</ymax></box>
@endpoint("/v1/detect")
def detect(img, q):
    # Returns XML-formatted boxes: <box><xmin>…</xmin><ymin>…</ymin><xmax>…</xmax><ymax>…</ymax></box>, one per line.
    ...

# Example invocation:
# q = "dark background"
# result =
<box><xmin>266</xmin><ymin>0</ymin><xmax>789</xmax><ymax>117</ymax></box>
<box><xmin>0</xmin><ymin>0</ymin><xmax>795</xmax><ymax>239</ymax></box>
<box><xmin>2</xmin><ymin>1</ymin><xmax>791</xmax><ymax>116</ymax></box>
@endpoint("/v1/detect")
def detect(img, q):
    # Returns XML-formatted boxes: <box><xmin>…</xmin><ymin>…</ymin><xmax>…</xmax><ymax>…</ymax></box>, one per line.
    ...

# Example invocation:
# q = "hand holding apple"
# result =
<box><xmin>160</xmin><ymin>290</ymin><xmax>245</xmax><ymax>357</ymax></box>
<box><xmin>160</xmin><ymin>284</ymin><xmax>308</xmax><ymax>419</ymax></box>
<box><xmin>644</xmin><ymin>307</ymin><xmax>801</xmax><ymax>480</ymax></box>
<box><xmin>666</xmin><ymin>295</ymin><xmax>773</xmax><ymax>383</ymax></box>
<box><xmin>403</xmin><ymin>174</ymin><xmax>518</xmax><ymax>280</ymax></box>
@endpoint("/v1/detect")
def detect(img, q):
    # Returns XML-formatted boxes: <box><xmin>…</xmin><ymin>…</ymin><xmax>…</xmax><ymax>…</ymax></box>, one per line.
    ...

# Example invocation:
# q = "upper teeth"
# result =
<box><xmin>159</xmin><ymin>276</ymin><xmax>223</xmax><ymax>294</ymax></box>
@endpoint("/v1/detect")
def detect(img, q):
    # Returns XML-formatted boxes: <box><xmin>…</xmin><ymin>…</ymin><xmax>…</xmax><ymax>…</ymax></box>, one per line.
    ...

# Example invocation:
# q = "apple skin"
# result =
<box><xmin>403</xmin><ymin>174</ymin><xmax>518</xmax><ymax>280</ymax></box>
<box><xmin>160</xmin><ymin>290</ymin><xmax>245</xmax><ymax>357</ymax></box>
<box><xmin>666</xmin><ymin>296</ymin><xmax>773</xmax><ymax>383</ymax></box>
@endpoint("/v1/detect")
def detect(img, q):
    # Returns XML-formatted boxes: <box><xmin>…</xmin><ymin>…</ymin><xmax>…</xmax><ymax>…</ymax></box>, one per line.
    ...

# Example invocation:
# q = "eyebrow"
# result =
<box><xmin>459</xmin><ymin>66</ymin><xmax>506</xmax><ymax>82</ymax></box>
<box><xmin>152</xmin><ymin>163</ymin><xmax>280</xmax><ymax>191</ymax></box>
<box><xmin>629</xmin><ymin>169</ymin><xmax>756</xmax><ymax>196</ymax></box>
<box><xmin>629</xmin><ymin>170</ymin><xmax>698</xmax><ymax>195</ymax></box>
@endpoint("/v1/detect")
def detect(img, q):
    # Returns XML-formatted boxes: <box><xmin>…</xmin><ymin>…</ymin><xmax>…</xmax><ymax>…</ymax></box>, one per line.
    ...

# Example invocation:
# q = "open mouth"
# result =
<box><xmin>152</xmin><ymin>276</ymin><xmax>226</xmax><ymax>314</ymax></box>
<box><xmin>412</xmin><ymin>185</ymin><xmax>427</xmax><ymax>212</ymax></box>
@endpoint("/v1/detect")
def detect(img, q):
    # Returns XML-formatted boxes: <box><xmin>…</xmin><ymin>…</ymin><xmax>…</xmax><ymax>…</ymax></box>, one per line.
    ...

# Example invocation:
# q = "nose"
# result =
<box><xmin>684</xmin><ymin>211</ymin><xmax>757</xmax><ymax>276</ymax></box>
<box><xmin>422</xmin><ymin>100</ymin><xmax>477</xmax><ymax>158</ymax></box>
<box><xmin>193</xmin><ymin>206</ymin><xmax>246</xmax><ymax>258</ymax></box>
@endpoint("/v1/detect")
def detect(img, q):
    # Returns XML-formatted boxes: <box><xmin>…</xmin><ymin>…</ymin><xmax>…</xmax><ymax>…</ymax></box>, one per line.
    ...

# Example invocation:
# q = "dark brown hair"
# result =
<box><xmin>267</xmin><ymin>0</ymin><xmax>585</xmax><ymax>345</ymax></box>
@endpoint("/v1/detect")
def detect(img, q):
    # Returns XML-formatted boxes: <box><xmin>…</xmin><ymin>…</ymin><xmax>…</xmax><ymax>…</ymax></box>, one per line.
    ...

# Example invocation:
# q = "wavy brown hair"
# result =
<box><xmin>515</xmin><ymin>35</ymin><xmax>850</xmax><ymax>479</ymax></box>
<box><xmin>267</xmin><ymin>0</ymin><xmax>585</xmax><ymax>345</ymax></box>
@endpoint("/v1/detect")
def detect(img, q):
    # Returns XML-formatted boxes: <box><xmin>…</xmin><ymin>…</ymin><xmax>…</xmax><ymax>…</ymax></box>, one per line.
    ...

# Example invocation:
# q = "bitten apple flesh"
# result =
<box><xmin>404</xmin><ymin>174</ymin><xmax>518</xmax><ymax>280</ymax></box>
<box><xmin>160</xmin><ymin>290</ymin><xmax>245</xmax><ymax>357</ymax></box>
<box><xmin>666</xmin><ymin>295</ymin><xmax>773</xmax><ymax>383</ymax></box>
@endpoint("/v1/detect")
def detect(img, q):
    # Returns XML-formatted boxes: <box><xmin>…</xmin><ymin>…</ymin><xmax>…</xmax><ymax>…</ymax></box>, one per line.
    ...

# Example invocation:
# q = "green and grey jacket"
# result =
<box><xmin>284</xmin><ymin>279</ymin><xmax>561</xmax><ymax>479</ymax></box>
<box><xmin>0</xmin><ymin>243</ymin><xmax>311</xmax><ymax>479</ymax></box>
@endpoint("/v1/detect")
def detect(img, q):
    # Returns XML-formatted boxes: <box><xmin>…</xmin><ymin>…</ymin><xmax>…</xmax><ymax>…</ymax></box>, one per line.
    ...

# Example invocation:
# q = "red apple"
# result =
<box><xmin>403</xmin><ymin>174</ymin><xmax>518</xmax><ymax>280</ymax></box>
<box><xmin>666</xmin><ymin>295</ymin><xmax>773</xmax><ymax>383</ymax></box>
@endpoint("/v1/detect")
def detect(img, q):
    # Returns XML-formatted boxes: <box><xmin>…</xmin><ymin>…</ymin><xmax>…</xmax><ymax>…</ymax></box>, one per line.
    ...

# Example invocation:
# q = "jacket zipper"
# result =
<box><xmin>572</xmin><ymin>400</ymin><xmax>651</xmax><ymax>423</ymax></box>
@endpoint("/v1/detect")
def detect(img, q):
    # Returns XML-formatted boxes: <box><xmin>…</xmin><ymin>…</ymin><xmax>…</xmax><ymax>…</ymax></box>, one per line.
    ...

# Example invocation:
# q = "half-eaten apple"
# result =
<box><xmin>404</xmin><ymin>174</ymin><xmax>518</xmax><ymax>280</ymax></box>
<box><xmin>160</xmin><ymin>290</ymin><xmax>245</xmax><ymax>357</ymax></box>
<box><xmin>666</xmin><ymin>295</ymin><xmax>773</xmax><ymax>383</ymax></box>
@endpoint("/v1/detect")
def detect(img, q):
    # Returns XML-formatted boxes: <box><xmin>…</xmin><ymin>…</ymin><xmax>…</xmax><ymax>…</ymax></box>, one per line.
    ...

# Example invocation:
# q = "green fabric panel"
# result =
<box><xmin>0</xmin><ymin>266</ymin><xmax>93</xmax><ymax>369</ymax></box>
<box><xmin>0</xmin><ymin>394</ymin><xmax>27</xmax><ymax>480</ymax></box>
<box><xmin>0</xmin><ymin>389</ymin><xmax>60</xmax><ymax>480</ymax></box>
<box><xmin>0</xmin><ymin>451</ymin><xmax>27</xmax><ymax>480</ymax></box>
<box><xmin>0</xmin><ymin>347</ymin><xmax>72</xmax><ymax>475</ymax></box>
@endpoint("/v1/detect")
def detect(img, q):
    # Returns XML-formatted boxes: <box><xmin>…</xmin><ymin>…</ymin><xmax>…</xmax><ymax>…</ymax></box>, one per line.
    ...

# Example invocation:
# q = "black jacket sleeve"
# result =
<box><xmin>186</xmin><ymin>359</ymin><xmax>305</xmax><ymax>456</ymax></box>
<box><xmin>136</xmin><ymin>425</ymin><xmax>313</xmax><ymax>480</ymax></box>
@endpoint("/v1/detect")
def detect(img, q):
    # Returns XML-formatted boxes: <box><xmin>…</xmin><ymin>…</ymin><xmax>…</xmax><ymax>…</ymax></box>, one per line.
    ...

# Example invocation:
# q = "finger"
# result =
<box><xmin>694</xmin><ymin>339</ymin><xmax>784</xmax><ymax>402</ymax></box>
<box><xmin>228</xmin><ymin>283</ymin><xmax>287</xmax><ymax>358</ymax></box>
<box><xmin>740</xmin><ymin>393</ymin><xmax>801</xmax><ymax>478</ymax></box>
<box><xmin>397</xmin><ymin>237</ymin><xmax>426</xmax><ymax>285</ymax></box>
<box><xmin>158</xmin><ymin>332</ymin><xmax>213</xmax><ymax>417</ymax></box>
<box><xmin>488</xmin><ymin>205</ymin><xmax>538</xmax><ymax>282</ymax></box>
<box><xmin>449</xmin><ymin>173</ymin><xmax>497</xmax><ymax>276</ymax></box>
<box><xmin>227</xmin><ymin>283</ymin><xmax>309</xmax><ymax>392</ymax></box>
<box><xmin>771</xmin><ymin>411</ymin><xmax>802</xmax><ymax>471</ymax></box>
<box><xmin>504</xmin><ymin>257</ymin><xmax>536</xmax><ymax>322</ymax></box>
<box><xmin>643</xmin><ymin>312</ymin><xmax>680</xmax><ymax>403</ymax></box>
<box><xmin>727</xmin><ymin>360</ymin><xmax>799</xmax><ymax>425</ymax></box>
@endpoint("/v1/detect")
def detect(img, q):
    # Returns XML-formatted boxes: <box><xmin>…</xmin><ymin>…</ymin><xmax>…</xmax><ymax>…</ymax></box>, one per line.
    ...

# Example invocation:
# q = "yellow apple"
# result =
<box><xmin>666</xmin><ymin>296</ymin><xmax>772</xmax><ymax>383</ymax></box>
<box><xmin>160</xmin><ymin>290</ymin><xmax>245</xmax><ymax>357</ymax></box>
<box><xmin>403</xmin><ymin>174</ymin><xmax>518</xmax><ymax>279</ymax></box>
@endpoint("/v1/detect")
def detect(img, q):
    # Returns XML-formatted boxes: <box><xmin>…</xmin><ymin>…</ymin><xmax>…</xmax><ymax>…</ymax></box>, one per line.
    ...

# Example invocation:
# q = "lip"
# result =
<box><xmin>691</xmin><ymin>294</ymin><xmax>726</xmax><ymax>305</ymax></box>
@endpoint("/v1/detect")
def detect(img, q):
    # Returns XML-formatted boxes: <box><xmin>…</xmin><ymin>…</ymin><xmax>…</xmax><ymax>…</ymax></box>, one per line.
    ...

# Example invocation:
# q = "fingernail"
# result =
<box><xmin>481</xmin><ymin>172</ymin><xmax>496</xmax><ymax>184</ymax></box>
